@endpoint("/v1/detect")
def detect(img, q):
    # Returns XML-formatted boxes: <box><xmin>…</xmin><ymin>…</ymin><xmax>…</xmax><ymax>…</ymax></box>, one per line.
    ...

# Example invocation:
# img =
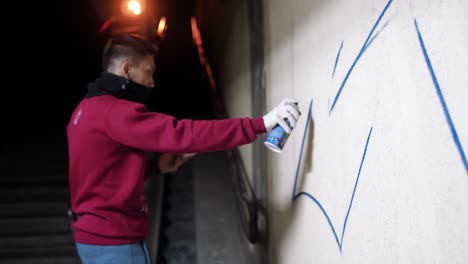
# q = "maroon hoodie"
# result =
<box><xmin>67</xmin><ymin>94</ymin><xmax>266</xmax><ymax>245</ymax></box>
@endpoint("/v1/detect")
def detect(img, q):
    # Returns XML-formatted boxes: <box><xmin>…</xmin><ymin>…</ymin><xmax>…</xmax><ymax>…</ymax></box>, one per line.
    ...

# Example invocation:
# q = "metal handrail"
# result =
<box><xmin>227</xmin><ymin>147</ymin><xmax>261</xmax><ymax>243</ymax></box>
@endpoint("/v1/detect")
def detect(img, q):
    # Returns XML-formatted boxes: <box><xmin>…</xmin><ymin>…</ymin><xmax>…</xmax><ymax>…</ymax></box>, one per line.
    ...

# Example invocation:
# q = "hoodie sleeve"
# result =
<box><xmin>105</xmin><ymin>100</ymin><xmax>266</xmax><ymax>153</ymax></box>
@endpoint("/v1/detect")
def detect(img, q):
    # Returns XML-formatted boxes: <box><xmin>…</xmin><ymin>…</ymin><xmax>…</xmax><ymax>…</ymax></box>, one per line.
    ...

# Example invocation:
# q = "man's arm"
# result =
<box><xmin>105</xmin><ymin>98</ymin><xmax>300</xmax><ymax>153</ymax></box>
<box><xmin>157</xmin><ymin>153</ymin><xmax>197</xmax><ymax>174</ymax></box>
<box><xmin>145</xmin><ymin>152</ymin><xmax>197</xmax><ymax>180</ymax></box>
<box><xmin>105</xmin><ymin>101</ymin><xmax>266</xmax><ymax>153</ymax></box>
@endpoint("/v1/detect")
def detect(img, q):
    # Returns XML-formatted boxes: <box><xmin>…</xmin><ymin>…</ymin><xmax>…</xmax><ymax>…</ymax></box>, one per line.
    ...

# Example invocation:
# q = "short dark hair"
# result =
<box><xmin>102</xmin><ymin>33</ymin><xmax>158</xmax><ymax>70</ymax></box>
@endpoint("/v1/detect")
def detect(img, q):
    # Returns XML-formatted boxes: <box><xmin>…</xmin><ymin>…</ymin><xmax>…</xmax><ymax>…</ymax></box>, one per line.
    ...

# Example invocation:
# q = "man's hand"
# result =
<box><xmin>263</xmin><ymin>98</ymin><xmax>301</xmax><ymax>133</ymax></box>
<box><xmin>158</xmin><ymin>153</ymin><xmax>197</xmax><ymax>174</ymax></box>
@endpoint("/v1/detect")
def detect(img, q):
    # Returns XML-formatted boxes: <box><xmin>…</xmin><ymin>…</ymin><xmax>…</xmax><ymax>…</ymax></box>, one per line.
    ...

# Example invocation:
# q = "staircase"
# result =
<box><xmin>0</xmin><ymin>128</ymin><xmax>260</xmax><ymax>264</ymax></box>
<box><xmin>0</xmin><ymin>129</ymin><xmax>81</xmax><ymax>264</ymax></box>
<box><xmin>156</xmin><ymin>151</ymin><xmax>258</xmax><ymax>264</ymax></box>
<box><xmin>157</xmin><ymin>160</ymin><xmax>197</xmax><ymax>264</ymax></box>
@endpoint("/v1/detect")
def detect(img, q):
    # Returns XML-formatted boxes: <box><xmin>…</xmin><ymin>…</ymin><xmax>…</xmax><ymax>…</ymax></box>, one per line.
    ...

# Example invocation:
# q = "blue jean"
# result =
<box><xmin>76</xmin><ymin>241</ymin><xmax>151</xmax><ymax>264</ymax></box>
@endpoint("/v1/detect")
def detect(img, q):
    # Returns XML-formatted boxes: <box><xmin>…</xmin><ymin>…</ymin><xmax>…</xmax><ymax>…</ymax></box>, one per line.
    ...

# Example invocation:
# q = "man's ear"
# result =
<box><xmin>120</xmin><ymin>61</ymin><xmax>131</xmax><ymax>79</ymax></box>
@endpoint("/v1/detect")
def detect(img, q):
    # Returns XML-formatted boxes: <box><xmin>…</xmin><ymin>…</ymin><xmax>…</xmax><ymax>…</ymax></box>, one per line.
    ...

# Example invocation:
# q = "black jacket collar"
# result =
<box><xmin>85</xmin><ymin>72</ymin><xmax>152</xmax><ymax>104</ymax></box>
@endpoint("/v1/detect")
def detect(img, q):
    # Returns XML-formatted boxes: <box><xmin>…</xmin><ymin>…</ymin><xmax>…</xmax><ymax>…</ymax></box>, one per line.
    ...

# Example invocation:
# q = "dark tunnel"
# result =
<box><xmin>1</xmin><ymin>0</ymin><xmax>264</xmax><ymax>263</ymax></box>
<box><xmin>3</xmin><ymin>0</ymin><xmax>217</xmax><ymax>136</ymax></box>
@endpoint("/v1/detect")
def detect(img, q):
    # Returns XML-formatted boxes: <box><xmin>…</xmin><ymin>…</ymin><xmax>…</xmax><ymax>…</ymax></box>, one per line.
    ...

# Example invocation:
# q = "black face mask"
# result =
<box><xmin>85</xmin><ymin>72</ymin><xmax>152</xmax><ymax>104</ymax></box>
<box><xmin>119</xmin><ymin>78</ymin><xmax>153</xmax><ymax>104</ymax></box>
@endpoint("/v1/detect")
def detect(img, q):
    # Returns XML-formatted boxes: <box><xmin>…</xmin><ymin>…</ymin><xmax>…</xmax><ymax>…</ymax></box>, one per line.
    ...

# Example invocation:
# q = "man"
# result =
<box><xmin>67</xmin><ymin>33</ymin><xmax>300</xmax><ymax>263</ymax></box>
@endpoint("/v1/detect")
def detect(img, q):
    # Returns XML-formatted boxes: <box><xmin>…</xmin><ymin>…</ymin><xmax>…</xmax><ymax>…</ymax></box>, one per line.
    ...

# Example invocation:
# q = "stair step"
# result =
<box><xmin>163</xmin><ymin>243</ymin><xmax>196</xmax><ymax>264</ymax></box>
<box><xmin>0</xmin><ymin>132</ymin><xmax>78</xmax><ymax>264</ymax></box>
<box><xmin>0</xmin><ymin>217</ymin><xmax>71</xmax><ymax>236</ymax></box>
<box><xmin>0</xmin><ymin>187</ymin><xmax>69</xmax><ymax>203</ymax></box>
<box><xmin>161</xmin><ymin>163</ymin><xmax>196</xmax><ymax>264</ymax></box>
<box><xmin>0</xmin><ymin>157</ymin><xmax>67</xmax><ymax>166</ymax></box>
<box><xmin>0</xmin><ymin>256</ymin><xmax>81</xmax><ymax>264</ymax></box>
<box><xmin>0</xmin><ymin>246</ymin><xmax>79</xmax><ymax>260</ymax></box>
<box><xmin>0</xmin><ymin>153</ymin><xmax>68</xmax><ymax>173</ymax></box>
<box><xmin>0</xmin><ymin>234</ymin><xmax>75</xmax><ymax>248</ymax></box>
<box><xmin>167</xmin><ymin>182</ymin><xmax>192</xmax><ymax>192</ymax></box>
<box><xmin>164</xmin><ymin>228</ymin><xmax>195</xmax><ymax>241</ymax></box>
<box><xmin>0</xmin><ymin>176</ymin><xmax>67</xmax><ymax>187</ymax></box>
<box><xmin>166</xmin><ymin>205</ymin><xmax>193</xmax><ymax>220</ymax></box>
<box><xmin>0</xmin><ymin>202</ymin><xmax>69</xmax><ymax>218</ymax></box>
<box><xmin>167</xmin><ymin>192</ymin><xmax>193</xmax><ymax>206</ymax></box>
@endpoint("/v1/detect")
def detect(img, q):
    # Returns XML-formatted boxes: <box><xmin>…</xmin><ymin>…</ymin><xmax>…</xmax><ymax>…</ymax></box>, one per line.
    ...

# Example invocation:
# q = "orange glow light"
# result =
<box><xmin>157</xmin><ymin>17</ymin><xmax>167</xmax><ymax>36</ymax></box>
<box><xmin>99</xmin><ymin>16</ymin><xmax>116</xmax><ymax>33</ymax></box>
<box><xmin>190</xmin><ymin>16</ymin><xmax>216</xmax><ymax>91</ymax></box>
<box><xmin>121</xmin><ymin>0</ymin><xmax>145</xmax><ymax>17</ymax></box>
<box><xmin>128</xmin><ymin>0</ymin><xmax>141</xmax><ymax>15</ymax></box>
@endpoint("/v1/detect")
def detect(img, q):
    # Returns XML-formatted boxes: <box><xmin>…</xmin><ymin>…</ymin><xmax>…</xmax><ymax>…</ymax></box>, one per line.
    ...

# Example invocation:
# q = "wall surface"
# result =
<box><xmin>263</xmin><ymin>0</ymin><xmax>467</xmax><ymax>263</ymax></box>
<box><xmin>198</xmin><ymin>0</ymin><xmax>255</xmax><ymax>179</ymax></box>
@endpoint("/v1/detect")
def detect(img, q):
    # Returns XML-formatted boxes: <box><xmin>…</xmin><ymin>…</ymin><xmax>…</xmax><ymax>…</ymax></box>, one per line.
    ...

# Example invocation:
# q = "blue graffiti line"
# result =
<box><xmin>329</xmin><ymin>0</ymin><xmax>394</xmax><ymax>114</ymax></box>
<box><xmin>331</xmin><ymin>19</ymin><xmax>390</xmax><ymax>81</ymax></box>
<box><xmin>364</xmin><ymin>18</ymin><xmax>392</xmax><ymax>52</ymax></box>
<box><xmin>332</xmin><ymin>41</ymin><xmax>344</xmax><ymax>79</ymax></box>
<box><xmin>292</xmin><ymin>101</ymin><xmax>373</xmax><ymax>252</ymax></box>
<box><xmin>292</xmin><ymin>99</ymin><xmax>314</xmax><ymax>202</ymax></box>
<box><xmin>414</xmin><ymin>19</ymin><xmax>468</xmax><ymax>175</ymax></box>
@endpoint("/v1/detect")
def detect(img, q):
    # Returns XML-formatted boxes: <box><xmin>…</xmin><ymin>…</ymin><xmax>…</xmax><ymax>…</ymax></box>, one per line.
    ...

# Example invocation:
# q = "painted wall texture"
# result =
<box><xmin>198</xmin><ymin>0</ymin><xmax>255</xmax><ymax>179</ymax></box>
<box><xmin>263</xmin><ymin>0</ymin><xmax>467</xmax><ymax>263</ymax></box>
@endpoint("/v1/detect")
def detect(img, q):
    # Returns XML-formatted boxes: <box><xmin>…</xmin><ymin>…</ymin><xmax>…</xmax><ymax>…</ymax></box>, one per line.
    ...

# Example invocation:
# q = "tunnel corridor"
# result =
<box><xmin>0</xmin><ymin>0</ymin><xmax>263</xmax><ymax>263</ymax></box>
<box><xmin>4</xmin><ymin>0</ymin><xmax>467</xmax><ymax>263</ymax></box>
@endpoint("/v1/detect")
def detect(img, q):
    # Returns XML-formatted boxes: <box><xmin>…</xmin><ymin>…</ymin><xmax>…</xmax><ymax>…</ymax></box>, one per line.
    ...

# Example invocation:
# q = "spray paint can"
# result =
<box><xmin>264</xmin><ymin>118</ymin><xmax>293</xmax><ymax>153</ymax></box>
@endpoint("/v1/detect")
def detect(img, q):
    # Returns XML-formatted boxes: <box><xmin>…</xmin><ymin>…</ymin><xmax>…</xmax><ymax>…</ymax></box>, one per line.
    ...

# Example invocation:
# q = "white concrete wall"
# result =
<box><xmin>219</xmin><ymin>0</ymin><xmax>253</xmax><ymax>179</ymax></box>
<box><xmin>199</xmin><ymin>0</ymin><xmax>254</xmax><ymax>179</ymax></box>
<box><xmin>264</xmin><ymin>0</ymin><xmax>468</xmax><ymax>263</ymax></box>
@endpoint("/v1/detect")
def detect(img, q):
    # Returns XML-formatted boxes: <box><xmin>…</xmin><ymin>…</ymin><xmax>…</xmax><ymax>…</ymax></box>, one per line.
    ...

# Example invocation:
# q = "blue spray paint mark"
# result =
<box><xmin>364</xmin><ymin>19</ymin><xmax>392</xmax><ymax>52</ymax></box>
<box><xmin>414</xmin><ymin>19</ymin><xmax>468</xmax><ymax>175</ymax></box>
<box><xmin>332</xmin><ymin>41</ymin><xmax>344</xmax><ymax>79</ymax></box>
<box><xmin>329</xmin><ymin>0</ymin><xmax>394</xmax><ymax>114</ymax></box>
<box><xmin>292</xmin><ymin>99</ymin><xmax>373</xmax><ymax>252</ymax></box>
<box><xmin>292</xmin><ymin>99</ymin><xmax>314</xmax><ymax>202</ymax></box>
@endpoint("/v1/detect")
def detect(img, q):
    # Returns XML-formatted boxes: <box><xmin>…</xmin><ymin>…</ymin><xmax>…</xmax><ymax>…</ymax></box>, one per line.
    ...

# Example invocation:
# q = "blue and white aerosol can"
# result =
<box><xmin>264</xmin><ymin>118</ymin><xmax>294</xmax><ymax>153</ymax></box>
